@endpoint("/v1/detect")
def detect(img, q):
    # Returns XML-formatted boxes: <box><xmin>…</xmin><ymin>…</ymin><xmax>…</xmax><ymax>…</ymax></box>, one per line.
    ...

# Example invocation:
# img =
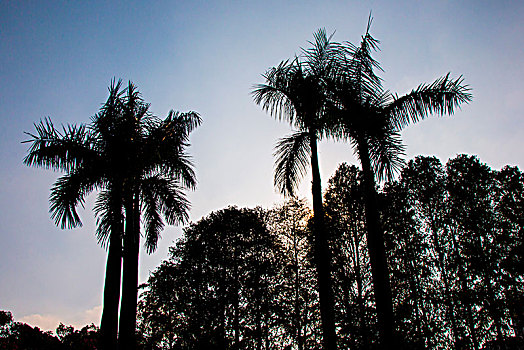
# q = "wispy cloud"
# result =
<box><xmin>19</xmin><ymin>305</ymin><xmax>102</xmax><ymax>332</ymax></box>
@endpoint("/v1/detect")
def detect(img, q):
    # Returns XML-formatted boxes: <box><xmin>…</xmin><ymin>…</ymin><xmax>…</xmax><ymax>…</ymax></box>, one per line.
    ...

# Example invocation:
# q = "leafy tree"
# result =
<box><xmin>324</xmin><ymin>164</ymin><xmax>376</xmax><ymax>349</ymax></box>
<box><xmin>266</xmin><ymin>199</ymin><xmax>320</xmax><ymax>349</ymax></box>
<box><xmin>494</xmin><ymin>165</ymin><xmax>524</xmax><ymax>341</ymax></box>
<box><xmin>139</xmin><ymin>207</ymin><xmax>280</xmax><ymax>349</ymax></box>
<box><xmin>56</xmin><ymin>323</ymin><xmax>99</xmax><ymax>349</ymax></box>
<box><xmin>400</xmin><ymin>156</ymin><xmax>459</xmax><ymax>348</ymax></box>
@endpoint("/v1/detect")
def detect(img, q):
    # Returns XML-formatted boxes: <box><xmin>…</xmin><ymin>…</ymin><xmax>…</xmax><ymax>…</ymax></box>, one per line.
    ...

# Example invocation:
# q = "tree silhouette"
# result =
<box><xmin>325</xmin><ymin>18</ymin><xmax>472</xmax><ymax>346</ymax></box>
<box><xmin>139</xmin><ymin>207</ymin><xmax>279</xmax><ymax>349</ymax></box>
<box><xmin>324</xmin><ymin>164</ymin><xmax>375</xmax><ymax>349</ymax></box>
<box><xmin>102</xmin><ymin>82</ymin><xmax>200</xmax><ymax>349</ymax></box>
<box><xmin>23</xmin><ymin>80</ymin><xmax>200</xmax><ymax>350</ymax></box>
<box><xmin>23</xmin><ymin>80</ymin><xmax>125</xmax><ymax>349</ymax></box>
<box><xmin>266</xmin><ymin>199</ymin><xmax>319</xmax><ymax>349</ymax></box>
<box><xmin>252</xmin><ymin>29</ymin><xmax>341</xmax><ymax>350</ymax></box>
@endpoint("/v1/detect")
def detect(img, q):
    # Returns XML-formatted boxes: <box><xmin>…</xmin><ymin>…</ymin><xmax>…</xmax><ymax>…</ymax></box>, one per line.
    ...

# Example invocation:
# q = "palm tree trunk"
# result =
<box><xmin>99</xmin><ymin>210</ymin><xmax>123</xmax><ymax>350</ymax></box>
<box><xmin>309</xmin><ymin>131</ymin><xmax>337</xmax><ymax>350</ymax></box>
<box><xmin>119</xmin><ymin>191</ymin><xmax>140</xmax><ymax>349</ymax></box>
<box><xmin>357</xmin><ymin>136</ymin><xmax>395</xmax><ymax>348</ymax></box>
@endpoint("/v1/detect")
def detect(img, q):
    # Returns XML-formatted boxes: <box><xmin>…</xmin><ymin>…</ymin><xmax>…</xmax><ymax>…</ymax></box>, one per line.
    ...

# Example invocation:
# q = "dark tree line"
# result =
<box><xmin>138</xmin><ymin>155</ymin><xmax>524</xmax><ymax>350</ymax></box>
<box><xmin>0</xmin><ymin>310</ymin><xmax>99</xmax><ymax>350</ymax></box>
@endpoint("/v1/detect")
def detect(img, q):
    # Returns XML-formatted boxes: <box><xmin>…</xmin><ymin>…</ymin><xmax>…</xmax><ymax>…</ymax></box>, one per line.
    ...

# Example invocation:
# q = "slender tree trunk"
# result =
<box><xmin>309</xmin><ymin>131</ymin><xmax>337</xmax><ymax>350</ymax></box>
<box><xmin>357</xmin><ymin>136</ymin><xmax>395</xmax><ymax>348</ymax></box>
<box><xmin>294</xmin><ymin>224</ymin><xmax>304</xmax><ymax>350</ymax></box>
<box><xmin>119</xmin><ymin>191</ymin><xmax>140</xmax><ymax>349</ymax></box>
<box><xmin>429</xmin><ymin>219</ymin><xmax>460</xmax><ymax>347</ymax></box>
<box><xmin>99</xmin><ymin>202</ymin><xmax>123</xmax><ymax>350</ymax></box>
<box><xmin>353</xmin><ymin>229</ymin><xmax>369</xmax><ymax>350</ymax></box>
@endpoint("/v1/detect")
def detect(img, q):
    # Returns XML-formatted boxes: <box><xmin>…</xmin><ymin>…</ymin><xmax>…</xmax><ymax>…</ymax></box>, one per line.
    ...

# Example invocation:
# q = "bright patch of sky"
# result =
<box><xmin>1</xmin><ymin>1</ymin><xmax>523</xmax><ymax>330</ymax></box>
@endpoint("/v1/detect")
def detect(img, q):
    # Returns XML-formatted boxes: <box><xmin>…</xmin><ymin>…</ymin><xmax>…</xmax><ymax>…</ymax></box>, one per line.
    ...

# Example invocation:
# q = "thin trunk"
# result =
<box><xmin>429</xmin><ymin>219</ymin><xmax>459</xmax><ymax>347</ymax></box>
<box><xmin>352</xmin><ymin>221</ymin><xmax>369</xmax><ymax>350</ymax></box>
<box><xmin>450</xmin><ymin>226</ymin><xmax>479</xmax><ymax>350</ymax></box>
<box><xmin>357</xmin><ymin>136</ymin><xmax>395</xmax><ymax>348</ymax></box>
<box><xmin>99</xmin><ymin>202</ymin><xmax>123</xmax><ymax>350</ymax></box>
<box><xmin>294</xmin><ymin>227</ymin><xmax>304</xmax><ymax>350</ymax></box>
<box><xmin>410</xmin><ymin>262</ymin><xmax>425</xmax><ymax>348</ymax></box>
<box><xmin>309</xmin><ymin>131</ymin><xmax>337</xmax><ymax>350</ymax></box>
<box><xmin>118</xmin><ymin>191</ymin><xmax>140</xmax><ymax>349</ymax></box>
<box><xmin>484</xmin><ymin>271</ymin><xmax>504</xmax><ymax>342</ymax></box>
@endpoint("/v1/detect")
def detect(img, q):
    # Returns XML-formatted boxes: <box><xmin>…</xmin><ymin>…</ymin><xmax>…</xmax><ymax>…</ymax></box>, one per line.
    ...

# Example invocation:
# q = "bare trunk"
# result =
<box><xmin>357</xmin><ymin>136</ymin><xmax>395</xmax><ymax>348</ymax></box>
<box><xmin>118</xmin><ymin>191</ymin><xmax>140</xmax><ymax>349</ymax></box>
<box><xmin>309</xmin><ymin>131</ymin><xmax>337</xmax><ymax>350</ymax></box>
<box><xmin>99</xmin><ymin>206</ymin><xmax>123</xmax><ymax>350</ymax></box>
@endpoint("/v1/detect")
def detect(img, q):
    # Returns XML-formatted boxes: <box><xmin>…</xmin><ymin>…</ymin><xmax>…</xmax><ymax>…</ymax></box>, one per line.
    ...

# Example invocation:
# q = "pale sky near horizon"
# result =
<box><xmin>1</xmin><ymin>1</ymin><xmax>523</xmax><ymax>331</ymax></box>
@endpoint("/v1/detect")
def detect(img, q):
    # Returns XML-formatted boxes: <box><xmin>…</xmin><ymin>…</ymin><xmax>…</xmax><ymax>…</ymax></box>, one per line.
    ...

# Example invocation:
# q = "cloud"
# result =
<box><xmin>19</xmin><ymin>305</ymin><xmax>102</xmax><ymax>332</ymax></box>
<box><xmin>19</xmin><ymin>313</ymin><xmax>62</xmax><ymax>332</ymax></box>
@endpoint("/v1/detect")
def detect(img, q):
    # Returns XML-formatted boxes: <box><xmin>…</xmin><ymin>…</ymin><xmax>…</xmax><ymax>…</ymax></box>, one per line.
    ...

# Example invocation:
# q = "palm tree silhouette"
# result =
<box><xmin>24</xmin><ymin>80</ymin><xmax>200</xmax><ymax>350</ymax></box>
<box><xmin>328</xmin><ymin>18</ymin><xmax>472</xmax><ymax>347</ymax></box>
<box><xmin>24</xmin><ymin>79</ymin><xmax>126</xmax><ymax>349</ymax></box>
<box><xmin>113</xmin><ymin>83</ymin><xmax>200</xmax><ymax>349</ymax></box>
<box><xmin>253</xmin><ymin>30</ymin><xmax>340</xmax><ymax>350</ymax></box>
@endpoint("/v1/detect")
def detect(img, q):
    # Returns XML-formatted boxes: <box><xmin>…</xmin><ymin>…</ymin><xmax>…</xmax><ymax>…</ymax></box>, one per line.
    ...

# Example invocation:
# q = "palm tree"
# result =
<box><xmin>252</xmin><ymin>30</ymin><xmax>340</xmax><ymax>350</ymax></box>
<box><xmin>23</xmin><ymin>79</ymin><xmax>126</xmax><ymax>350</ymax></box>
<box><xmin>24</xmin><ymin>80</ymin><xmax>201</xmax><ymax>350</ymax></box>
<box><xmin>114</xmin><ymin>84</ymin><xmax>201</xmax><ymax>349</ymax></box>
<box><xmin>327</xmin><ymin>18</ymin><xmax>472</xmax><ymax>347</ymax></box>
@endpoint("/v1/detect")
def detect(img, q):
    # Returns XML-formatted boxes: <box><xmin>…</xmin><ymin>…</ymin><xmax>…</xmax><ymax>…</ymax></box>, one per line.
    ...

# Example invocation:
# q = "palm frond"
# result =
<box><xmin>94</xmin><ymin>188</ymin><xmax>123</xmax><ymax>248</ymax></box>
<box><xmin>141</xmin><ymin>182</ymin><xmax>164</xmax><ymax>255</ymax></box>
<box><xmin>94</xmin><ymin>190</ymin><xmax>112</xmax><ymax>247</ymax></box>
<box><xmin>91</xmin><ymin>79</ymin><xmax>125</xmax><ymax>141</ymax></box>
<box><xmin>164</xmin><ymin>110</ymin><xmax>202</xmax><ymax>136</ymax></box>
<box><xmin>367</xmin><ymin>130</ymin><xmax>406</xmax><ymax>182</ymax></box>
<box><xmin>341</xmin><ymin>16</ymin><xmax>383</xmax><ymax>99</ymax></box>
<box><xmin>49</xmin><ymin>168</ymin><xmax>100</xmax><ymax>229</ymax></box>
<box><xmin>160</xmin><ymin>153</ymin><xmax>197</xmax><ymax>190</ymax></box>
<box><xmin>274</xmin><ymin>131</ymin><xmax>311</xmax><ymax>197</ymax></box>
<box><xmin>23</xmin><ymin>118</ymin><xmax>97</xmax><ymax>172</ymax></box>
<box><xmin>302</xmin><ymin>28</ymin><xmax>343</xmax><ymax>77</ymax></box>
<box><xmin>252</xmin><ymin>59</ymin><xmax>301</xmax><ymax>125</ymax></box>
<box><xmin>141</xmin><ymin>176</ymin><xmax>190</xmax><ymax>254</ymax></box>
<box><xmin>142</xmin><ymin>113</ymin><xmax>199</xmax><ymax>190</ymax></box>
<box><xmin>386</xmin><ymin>73</ymin><xmax>472</xmax><ymax>130</ymax></box>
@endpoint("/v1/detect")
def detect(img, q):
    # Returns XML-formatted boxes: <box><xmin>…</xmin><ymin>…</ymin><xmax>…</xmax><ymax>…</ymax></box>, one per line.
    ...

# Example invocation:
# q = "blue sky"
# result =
<box><xmin>1</xmin><ymin>1</ymin><xmax>523</xmax><ymax>330</ymax></box>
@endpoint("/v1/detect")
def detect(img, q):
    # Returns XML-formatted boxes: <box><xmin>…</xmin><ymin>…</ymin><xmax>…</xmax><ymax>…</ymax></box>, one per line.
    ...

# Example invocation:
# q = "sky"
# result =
<box><xmin>1</xmin><ymin>0</ymin><xmax>523</xmax><ymax>331</ymax></box>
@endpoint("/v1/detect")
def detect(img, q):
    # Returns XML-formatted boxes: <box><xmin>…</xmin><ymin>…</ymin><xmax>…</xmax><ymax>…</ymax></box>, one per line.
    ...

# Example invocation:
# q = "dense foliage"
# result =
<box><xmin>138</xmin><ymin>155</ymin><xmax>523</xmax><ymax>349</ymax></box>
<box><xmin>0</xmin><ymin>310</ymin><xmax>98</xmax><ymax>350</ymax></box>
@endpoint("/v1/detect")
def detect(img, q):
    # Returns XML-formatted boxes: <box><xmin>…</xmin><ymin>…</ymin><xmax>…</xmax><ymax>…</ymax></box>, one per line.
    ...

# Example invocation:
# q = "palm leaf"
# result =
<box><xmin>252</xmin><ymin>59</ymin><xmax>301</xmax><ymax>126</ymax></box>
<box><xmin>274</xmin><ymin>131</ymin><xmax>311</xmax><ymax>197</ymax></box>
<box><xmin>141</xmin><ymin>176</ymin><xmax>190</xmax><ymax>254</ymax></box>
<box><xmin>367</xmin><ymin>129</ymin><xmax>406</xmax><ymax>182</ymax></box>
<box><xmin>49</xmin><ymin>168</ymin><xmax>101</xmax><ymax>229</ymax></box>
<box><xmin>94</xmin><ymin>188</ymin><xmax>124</xmax><ymax>248</ymax></box>
<box><xmin>141</xmin><ymin>181</ymin><xmax>164</xmax><ymax>255</ymax></box>
<box><xmin>23</xmin><ymin>118</ymin><xmax>97</xmax><ymax>172</ymax></box>
<box><xmin>302</xmin><ymin>28</ymin><xmax>343</xmax><ymax>78</ymax></box>
<box><xmin>385</xmin><ymin>73</ymin><xmax>472</xmax><ymax>130</ymax></box>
